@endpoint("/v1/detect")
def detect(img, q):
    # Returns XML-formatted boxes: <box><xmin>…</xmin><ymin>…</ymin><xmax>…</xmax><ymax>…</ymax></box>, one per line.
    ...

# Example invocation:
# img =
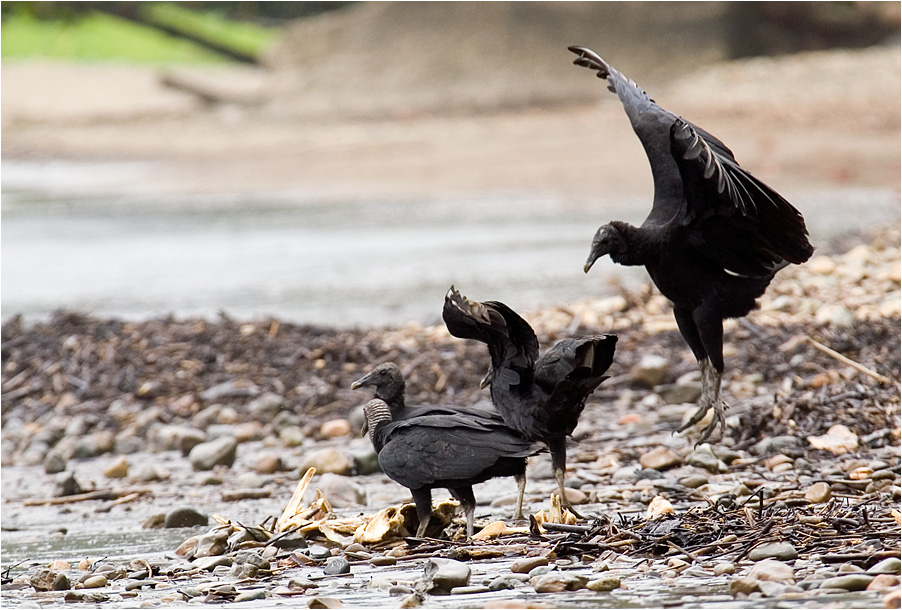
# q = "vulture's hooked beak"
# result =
<box><xmin>584</xmin><ymin>255</ymin><xmax>598</xmax><ymax>274</ymax></box>
<box><xmin>446</xmin><ymin>286</ymin><xmax>492</xmax><ymax>324</ymax></box>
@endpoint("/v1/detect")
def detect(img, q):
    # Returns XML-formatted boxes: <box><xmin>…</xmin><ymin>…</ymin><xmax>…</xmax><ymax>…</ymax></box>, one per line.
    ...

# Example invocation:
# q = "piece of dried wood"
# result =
<box><xmin>804</xmin><ymin>336</ymin><xmax>892</xmax><ymax>384</ymax></box>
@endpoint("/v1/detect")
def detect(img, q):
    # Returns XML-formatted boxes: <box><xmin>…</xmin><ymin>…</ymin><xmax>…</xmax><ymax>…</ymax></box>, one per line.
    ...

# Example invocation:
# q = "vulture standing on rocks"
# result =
<box><xmin>362</xmin><ymin>398</ymin><xmax>541</xmax><ymax>538</ymax></box>
<box><xmin>569</xmin><ymin>46</ymin><xmax>813</xmax><ymax>443</ymax></box>
<box><xmin>352</xmin><ymin>362</ymin><xmax>528</xmax><ymax>518</ymax></box>
<box><xmin>443</xmin><ymin>287</ymin><xmax>617</xmax><ymax>508</ymax></box>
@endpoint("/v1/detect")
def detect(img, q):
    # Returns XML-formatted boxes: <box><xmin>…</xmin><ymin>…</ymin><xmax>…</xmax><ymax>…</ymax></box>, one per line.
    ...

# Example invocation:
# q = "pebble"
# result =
<box><xmin>749</xmin><ymin>542</ymin><xmax>798</xmax><ymax>561</ymax></box>
<box><xmin>714</xmin><ymin>562</ymin><xmax>736</xmax><ymax>576</ymax></box>
<box><xmin>247</xmin><ymin>392</ymin><xmax>284</xmax><ymax>419</ymax></box>
<box><xmin>868</xmin><ymin>574</ymin><xmax>901</xmax><ymax>590</ymax></box>
<box><xmin>885</xmin><ymin>589</ymin><xmax>902</xmax><ymax>609</ymax></box>
<box><xmin>236</xmin><ymin>472</ymin><xmax>264</xmax><ymax>489</ymax></box>
<box><xmin>562</xmin><ymin>487</ymin><xmax>587</xmax><ymax>505</ymax></box>
<box><xmin>729</xmin><ymin>577</ymin><xmax>761</xmax><ymax>595</ymax></box>
<box><xmin>234</xmin><ymin>589</ymin><xmax>267</xmax><ymax>602</ymax></box>
<box><xmin>757</xmin><ymin>580</ymin><xmax>787</xmax><ymax>597</ymax></box>
<box><xmin>639</xmin><ymin>446</ymin><xmax>681</xmax><ymax>470</ymax></box>
<box><xmin>255</xmin><ymin>453</ymin><xmax>284</xmax><ymax>474</ymax></box>
<box><xmin>748</xmin><ymin>559</ymin><xmax>795</xmax><ymax>583</ymax></box>
<box><xmin>655</xmin><ymin>380</ymin><xmax>702</xmax><ymax>405</ymax></box>
<box><xmin>751</xmin><ymin>435</ymin><xmax>803</xmax><ymax>456</ymax></box>
<box><xmin>868</xmin><ymin>557</ymin><xmax>902</xmax><ymax>574</ymax></box>
<box><xmin>288</xmin><ymin>577</ymin><xmax>318</xmax><ymax>591</ymax></box>
<box><xmin>512</xmin><ymin>556</ymin><xmax>548</xmax><ymax>573</ymax></box>
<box><xmin>189</xmin><ymin>436</ymin><xmax>237</xmax><ymax>470</ymax></box>
<box><xmin>804</xmin><ymin>482</ymin><xmax>831</xmax><ymax>504</ymax></box>
<box><xmin>42</xmin><ymin>450</ymin><xmax>67</xmax><ymax>474</ymax></box>
<box><xmin>350</xmin><ymin>445</ymin><xmax>381</xmax><ymax>475</ymax></box>
<box><xmin>54</xmin><ymin>472</ymin><xmax>83</xmax><ymax>497</ymax></box>
<box><xmin>102</xmin><ymin>455</ymin><xmax>129</xmax><ymax>478</ymax></box>
<box><xmin>309</xmin><ymin>597</ymin><xmax>344</xmax><ymax>608</ymax></box>
<box><xmin>450</xmin><ymin>585</ymin><xmax>491</xmax><ymax>595</ymax></box>
<box><xmin>279</xmin><ymin>425</ymin><xmax>306</xmax><ymax>447</ymax></box>
<box><xmin>29</xmin><ymin>569</ymin><xmax>67</xmax><ymax>592</ymax></box>
<box><xmin>82</xmin><ymin>575</ymin><xmax>108</xmax><ymax>589</ymax></box>
<box><xmin>299</xmin><ymin>447</ymin><xmax>353</xmax><ymax>475</ymax></box>
<box><xmin>64</xmin><ymin>591</ymin><xmax>109</xmax><ymax>603</ymax></box>
<box><xmin>815</xmin><ymin>304</ymin><xmax>854</xmax><ymax>326</ymax></box>
<box><xmin>634</xmin><ymin>468</ymin><xmax>664</xmax><ymax>481</ymax></box>
<box><xmin>370</xmin><ymin>556</ymin><xmax>397</xmax><ymax>567</ymax></box>
<box><xmin>164</xmin><ymin>507</ymin><xmax>208</xmax><ymax>528</ymax></box>
<box><xmin>586</xmin><ymin>576</ymin><xmax>620</xmax><ymax>591</ymax></box>
<box><xmin>488</xmin><ymin>576</ymin><xmax>522</xmax><ymax>591</ymax></box>
<box><xmin>192</xmin><ymin>556</ymin><xmax>233</xmax><ymax>571</ymax></box>
<box><xmin>135</xmin><ymin>463</ymin><xmax>169</xmax><ymax>482</ymax></box>
<box><xmin>630</xmin><ymin>354</ymin><xmax>670</xmax><ymax>387</ymax></box>
<box><xmin>323</xmin><ymin>557</ymin><xmax>351</xmax><ymax>576</ymax></box>
<box><xmin>320</xmin><ymin>419</ymin><xmax>351</xmax><ymax>438</ymax></box>
<box><xmin>821</xmin><ymin>573</ymin><xmax>874</xmax><ymax>591</ymax></box>
<box><xmin>531</xmin><ymin>572</ymin><xmax>588</xmax><ymax>592</ymax></box>
<box><xmin>421</xmin><ymin>557</ymin><xmax>470</xmax><ymax>594</ymax></box>
<box><xmin>315</xmin><ymin>473</ymin><xmax>367</xmax><ymax>507</ymax></box>
<box><xmin>686</xmin><ymin>445</ymin><xmax>727</xmax><ymax>473</ymax></box>
<box><xmin>193</xmin><ymin>529</ymin><xmax>230</xmax><ymax>558</ymax></box>
<box><xmin>679</xmin><ymin>474</ymin><xmax>709</xmax><ymax>488</ymax></box>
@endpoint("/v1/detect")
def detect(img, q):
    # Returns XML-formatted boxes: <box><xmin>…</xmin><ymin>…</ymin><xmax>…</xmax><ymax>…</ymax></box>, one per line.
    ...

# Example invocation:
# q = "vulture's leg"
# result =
<box><xmin>453</xmin><ymin>487</ymin><xmax>477</xmax><ymax>539</ymax></box>
<box><xmin>411</xmin><ymin>488</ymin><xmax>433</xmax><ymax>538</ymax></box>
<box><xmin>673</xmin><ymin>306</ymin><xmax>726</xmax><ymax>442</ymax></box>
<box><xmin>513</xmin><ymin>473</ymin><xmax>526</xmax><ymax>520</ymax></box>
<box><xmin>548</xmin><ymin>436</ymin><xmax>583</xmax><ymax>519</ymax></box>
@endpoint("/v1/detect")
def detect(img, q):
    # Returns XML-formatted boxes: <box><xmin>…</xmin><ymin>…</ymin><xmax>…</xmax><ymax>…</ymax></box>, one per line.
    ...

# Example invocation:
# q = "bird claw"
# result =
<box><xmin>676</xmin><ymin>401</ymin><xmax>728</xmax><ymax>445</ymax></box>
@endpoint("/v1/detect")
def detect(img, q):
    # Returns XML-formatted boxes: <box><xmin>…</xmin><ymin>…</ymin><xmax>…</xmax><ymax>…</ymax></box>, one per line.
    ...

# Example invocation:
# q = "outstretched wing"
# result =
<box><xmin>670</xmin><ymin>119</ymin><xmax>814</xmax><ymax>276</ymax></box>
<box><xmin>569</xmin><ymin>45</ymin><xmax>686</xmax><ymax>227</ymax></box>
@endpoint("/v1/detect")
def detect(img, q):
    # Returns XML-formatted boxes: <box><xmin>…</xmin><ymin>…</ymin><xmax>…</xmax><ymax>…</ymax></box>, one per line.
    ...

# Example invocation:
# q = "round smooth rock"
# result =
<box><xmin>82</xmin><ymin>575</ymin><xmax>108</xmax><ymax>589</ymax></box>
<box><xmin>189</xmin><ymin>436</ymin><xmax>237</xmax><ymax>470</ymax></box>
<box><xmin>421</xmin><ymin>558</ymin><xmax>470</xmax><ymax>594</ymax></box>
<box><xmin>821</xmin><ymin>574</ymin><xmax>874</xmax><ymax>591</ymax></box>
<box><xmin>640</xmin><ymin>446</ymin><xmax>681</xmax><ymax>471</ymax></box>
<box><xmin>587</xmin><ymin>576</ymin><xmax>620</xmax><ymax>591</ymax></box>
<box><xmin>323</xmin><ymin>557</ymin><xmax>351</xmax><ymax>576</ymax></box>
<box><xmin>868</xmin><ymin>557</ymin><xmax>901</xmax><ymax>575</ymax></box>
<box><xmin>714</xmin><ymin>562</ymin><xmax>736</xmax><ymax>576</ymax></box>
<box><xmin>512</xmin><ymin>556</ymin><xmax>548</xmax><ymax>574</ymax></box>
<box><xmin>748</xmin><ymin>542</ymin><xmax>798</xmax><ymax>561</ymax></box>
<box><xmin>531</xmin><ymin>573</ymin><xmax>588</xmax><ymax>593</ymax></box>
<box><xmin>164</xmin><ymin>508</ymin><xmax>208</xmax><ymax>528</ymax></box>
<box><xmin>748</xmin><ymin>559</ymin><xmax>795</xmax><ymax>584</ymax></box>
<box><xmin>804</xmin><ymin>482</ymin><xmax>831</xmax><ymax>504</ymax></box>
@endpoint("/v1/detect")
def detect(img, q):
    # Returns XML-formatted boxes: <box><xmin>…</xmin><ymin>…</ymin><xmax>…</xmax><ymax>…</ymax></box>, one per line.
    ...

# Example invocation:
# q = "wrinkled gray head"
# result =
<box><xmin>361</xmin><ymin>398</ymin><xmax>393</xmax><ymax>442</ymax></box>
<box><xmin>351</xmin><ymin>362</ymin><xmax>404</xmax><ymax>400</ymax></box>
<box><xmin>584</xmin><ymin>223</ymin><xmax>626</xmax><ymax>273</ymax></box>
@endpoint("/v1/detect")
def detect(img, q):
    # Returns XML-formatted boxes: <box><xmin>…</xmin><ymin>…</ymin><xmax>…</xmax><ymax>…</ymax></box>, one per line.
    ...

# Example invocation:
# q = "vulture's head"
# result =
<box><xmin>584</xmin><ymin>223</ymin><xmax>627</xmax><ymax>272</ymax></box>
<box><xmin>351</xmin><ymin>362</ymin><xmax>404</xmax><ymax>399</ymax></box>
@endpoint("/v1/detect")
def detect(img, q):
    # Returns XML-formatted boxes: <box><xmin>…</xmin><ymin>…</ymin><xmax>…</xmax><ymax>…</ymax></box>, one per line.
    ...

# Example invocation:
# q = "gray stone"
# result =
<box><xmin>748</xmin><ymin>542</ymin><xmax>798</xmax><ymax>561</ymax></box>
<box><xmin>193</xmin><ymin>529</ymin><xmax>230</xmax><ymax>557</ymax></box>
<box><xmin>350</xmin><ymin>444</ymin><xmax>381</xmax><ymax>475</ymax></box>
<box><xmin>200</xmin><ymin>379</ymin><xmax>260</xmax><ymax>402</ymax></box>
<box><xmin>288</xmin><ymin>577</ymin><xmax>318</xmax><ymax>591</ymax></box>
<box><xmin>634</xmin><ymin>468</ymin><xmax>664</xmax><ymax>481</ymax></box>
<box><xmin>248</xmin><ymin>392</ymin><xmax>284</xmax><ymax>419</ymax></box>
<box><xmin>679</xmin><ymin>474</ymin><xmax>709</xmax><ymax>488</ymax></box>
<box><xmin>164</xmin><ymin>507</ymin><xmax>208</xmax><ymax>528</ymax></box>
<box><xmin>752</xmin><ymin>436</ymin><xmax>803</xmax><ymax>456</ymax></box>
<box><xmin>29</xmin><ymin>568</ymin><xmax>63</xmax><ymax>592</ymax></box>
<box><xmin>299</xmin><ymin>447</ymin><xmax>353</xmax><ymax>476</ymax></box>
<box><xmin>869</xmin><ymin>557</ymin><xmax>902</xmax><ymax>575</ymax></box>
<box><xmin>135</xmin><ymin>463</ymin><xmax>169</xmax><ymax>482</ymax></box>
<box><xmin>528</xmin><ymin>565</ymin><xmax>555</xmax><ymax>577</ymax></box>
<box><xmin>234</xmin><ymin>551</ymin><xmax>270</xmax><ymax>571</ymax></box>
<box><xmin>757</xmin><ymin>580</ymin><xmax>787</xmax><ymax>597</ymax></box>
<box><xmin>488</xmin><ymin>575</ymin><xmax>522</xmax><ymax>591</ymax></box>
<box><xmin>421</xmin><ymin>557</ymin><xmax>470</xmax><ymax>594</ymax></box>
<box><xmin>113</xmin><ymin>434</ymin><xmax>144</xmax><ymax>455</ymax></box>
<box><xmin>655</xmin><ymin>381</ymin><xmax>702</xmax><ymax>405</ymax></box>
<box><xmin>687</xmin><ymin>445</ymin><xmax>727</xmax><ymax>473</ymax></box>
<box><xmin>43</xmin><ymin>450</ymin><xmax>67</xmax><ymax>474</ymax></box>
<box><xmin>511</xmin><ymin>556</ymin><xmax>548</xmax><ymax>574</ymax></box>
<box><xmin>821</xmin><ymin>574</ymin><xmax>874</xmax><ymax>591</ymax></box>
<box><xmin>236</xmin><ymin>472</ymin><xmax>265</xmax><ymax>489</ymax></box>
<box><xmin>54</xmin><ymin>472</ymin><xmax>83</xmax><ymax>497</ymax></box>
<box><xmin>235</xmin><ymin>589</ymin><xmax>267</xmax><ymax>602</ymax></box>
<box><xmin>450</xmin><ymin>585</ymin><xmax>491</xmax><ymax>595</ymax></box>
<box><xmin>531</xmin><ymin>572</ymin><xmax>588</xmax><ymax>592</ymax></box>
<box><xmin>279</xmin><ymin>425</ymin><xmax>306</xmax><ymax>448</ymax></box>
<box><xmin>316</xmin><ymin>473</ymin><xmax>366</xmax><ymax>507</ymax></box>
<box><xmin>631</xmin><ymin>354</ymin><xmax>670</xmax><ymax>387</ymax></box>
<box><xmin>323</xmin><ymin>557</ymin><xmax>351</xmax><ymax>576</ymax></box>
<box><xmin>192</xmin><ymin>556</ymin><xmax>233</xmax><ymax>571</ymax></box>
<box><xmin>189</xmin><ymin>435</ymin><xmax>237</xmax><ymax>470</ymax></box>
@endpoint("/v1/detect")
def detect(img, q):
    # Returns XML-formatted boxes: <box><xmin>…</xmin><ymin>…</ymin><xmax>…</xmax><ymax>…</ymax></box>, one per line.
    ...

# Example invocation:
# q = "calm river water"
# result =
<box><xmin>2</xmin><ymin>160</ymin><xmax>898</xmax><ymax>327</ymax></box>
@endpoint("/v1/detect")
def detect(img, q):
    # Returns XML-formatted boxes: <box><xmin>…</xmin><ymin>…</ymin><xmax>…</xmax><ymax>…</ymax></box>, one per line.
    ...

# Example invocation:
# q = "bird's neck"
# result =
<box><xmin>610</xmin><ymin>221</ymin><xmax>658</xmax><ymax>266</ymax></box>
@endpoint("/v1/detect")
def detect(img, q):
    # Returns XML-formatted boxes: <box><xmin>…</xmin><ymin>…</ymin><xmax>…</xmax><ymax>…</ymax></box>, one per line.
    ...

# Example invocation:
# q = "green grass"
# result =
<box><xmin>1</xmin><ymin>5</ymin><xmax>278</xmax><ymax>63</ymax></box>
<box><xmin>143</xmin><ymin>3</ymin><xmax>278</xmax><ymax>59</ymax></box>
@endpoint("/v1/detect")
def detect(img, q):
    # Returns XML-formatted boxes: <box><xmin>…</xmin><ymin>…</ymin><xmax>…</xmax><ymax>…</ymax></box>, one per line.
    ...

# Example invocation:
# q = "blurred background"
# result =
<box><xmin>2</xmin><ymin>1</ymin><xmax>900</xmax><ymax>327</ymax></box>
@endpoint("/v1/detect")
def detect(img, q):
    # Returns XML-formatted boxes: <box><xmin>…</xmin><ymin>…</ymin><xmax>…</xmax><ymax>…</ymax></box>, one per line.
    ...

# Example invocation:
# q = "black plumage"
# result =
<box><xmin>443</xmin><ymin>286</ymin><xmax>617</xmax><ymax>507</ymax></box>
<box><xmin>569</xmin><ymin>46</ymin><xmax>813</xmax><ymax>443</ymax></box>
<box><xmin>351</xmin><ymin>362</ymin><xmax>528</xmax><ymax>517</ymax></box>
<box><xmin>362</xmin><ymin>398</ymin><xmax>541</xmax><ymax>538</ymax></box>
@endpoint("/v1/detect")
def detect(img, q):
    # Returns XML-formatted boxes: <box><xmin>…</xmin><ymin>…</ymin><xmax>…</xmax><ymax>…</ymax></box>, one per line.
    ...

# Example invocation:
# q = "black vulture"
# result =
<box><xmin>351</xmin><ymin>362</ymin><xmax>500</xmax><ymax>421</ymax></box>
<box><xmin>362</xmin><ymin>398</ymin><xmax>541</xmax><ymax>538</ymax></box>
<box><xmin>351</xmin><ymin>362</ymin><xmax>528</xmax><ymax>517</ymax></box>
<box><xmin>569</xmin><ymin>46</ymin><xmax>813</xmax><ymax>443</ymax></box>
<box><xmin>443</xmin><ymin>287</ymin><xmax>617</xmax><ymax>507</ymax></box>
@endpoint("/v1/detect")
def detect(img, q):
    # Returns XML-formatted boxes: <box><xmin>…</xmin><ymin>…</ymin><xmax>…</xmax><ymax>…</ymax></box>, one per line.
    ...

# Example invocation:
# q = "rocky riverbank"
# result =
<box><xmin>1</xmin><ymin>224</ymin><xmax>899</xmax><ymax>608</ymax></box>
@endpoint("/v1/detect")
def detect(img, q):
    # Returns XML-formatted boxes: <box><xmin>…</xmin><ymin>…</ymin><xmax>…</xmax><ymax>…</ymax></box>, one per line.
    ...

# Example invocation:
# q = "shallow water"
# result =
<box><xmin>2</xmin><ymin>160</ymin><xmax>898</xmax><ymax>327</ymax></box>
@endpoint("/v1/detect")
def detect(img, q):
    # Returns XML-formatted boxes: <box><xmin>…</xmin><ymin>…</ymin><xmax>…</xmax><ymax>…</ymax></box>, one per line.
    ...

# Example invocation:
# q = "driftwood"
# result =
<box><xmin>23</xmin><ymin>488</ymin><xmax>153</xmax><ymax>506</ymax></box>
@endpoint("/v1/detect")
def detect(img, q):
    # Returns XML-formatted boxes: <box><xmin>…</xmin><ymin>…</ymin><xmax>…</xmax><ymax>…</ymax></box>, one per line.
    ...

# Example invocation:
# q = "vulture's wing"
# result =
<box><xmin>670</xmin><ymin>119</ymin><xmax>814</xmax><ymax>276</ymax></box>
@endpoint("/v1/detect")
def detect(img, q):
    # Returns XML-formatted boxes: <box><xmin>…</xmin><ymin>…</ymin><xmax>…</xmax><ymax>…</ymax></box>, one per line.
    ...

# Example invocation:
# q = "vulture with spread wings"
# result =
<box><xmin>570</xmin><ymin>46</ymin><xmax>813</xmax><ymax>443</ymax></box>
